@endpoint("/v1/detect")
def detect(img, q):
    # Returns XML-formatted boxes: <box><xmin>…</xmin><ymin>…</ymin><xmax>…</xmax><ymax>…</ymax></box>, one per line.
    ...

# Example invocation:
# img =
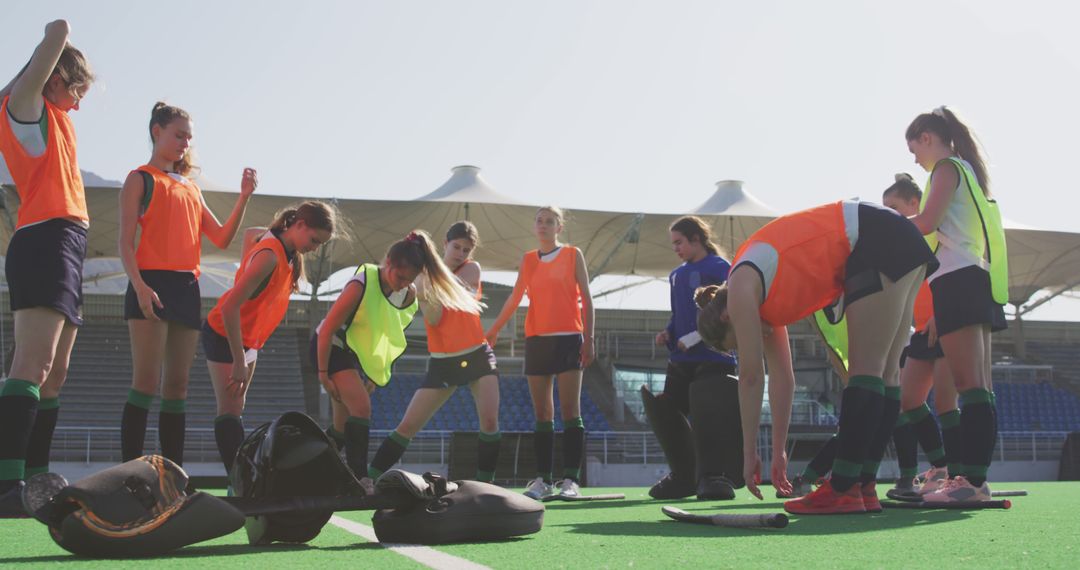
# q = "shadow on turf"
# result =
<box><xmin>0</xmin><ymin>542</ymin><xmax>385</xmax><ymax>564</ymax></box>
<box><xmin>562</xmin><ymin>508</ymin><xmax>972</xmax><ymax>538</ymax></box>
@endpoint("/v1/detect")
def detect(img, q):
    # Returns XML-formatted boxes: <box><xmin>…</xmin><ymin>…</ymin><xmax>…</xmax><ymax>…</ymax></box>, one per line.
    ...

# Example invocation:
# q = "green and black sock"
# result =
<box><xmin>326</xmin><ymin>426</ymin><xmax>346</xmax><ymax>450</ymax></box>
<box><xmin>476</xmin><ymin>431</ymin><xmax>502</xmax><ymax>482</ymax></box>
<box><xmin>562</xmin><ymin>417</ymin><xmax>585</xmax><ymax>482</ymax></box>
<box><xmin>534</xmin><ymin>421</ymin><xmax>554</xmax><ymax>483</ymax></box>
<box><xmin>0</xmin><ymin>379</ymin><xmax>40</xmax><ymax>494</ymax></box>
<box><xmin>892</xmin><ymin>411</ymin><xmax>919</xmax><ymax>480</ymax></box>
<box><xmin>938</xmin><ymin>409</ymin><xmax>963</xmax><ymax>477</ymax></box>
<box><xmin>830</xmin><ymin>376</ymin><xmax>884</xmax><ymax>492</ymax></box>
<box><xmin>121</xmin><ymin>389</ymin><xmax>154</xmax><ymax>462</ymax></box>
<box><xmin>214</xmin><ymin>414</ymin><xmax>245</xmax><ymax>474</ymax></box>
<box><xmin>26</xmin><ymin>397</ymin><xmax>59</xmax><ymax>477</ymax></box>
<box><xmin>959</xmin><ymin>388</ymin><xmax>995</xmax><ymax>487</ymax></box>
<box><xmin>861</xmin><ymin>386</ymin><xmax>900</xmax><ymax>485</ymax></box>
<box><xmin>803</xmin><ymin>435</ymin><xmax>837</xmax><ymax>481</ymax></box>
<box><xmin>343</xmin><ymin>417</ymin><xmax>371</xmax><ymax>479</ymax></box>
<box><xmin>369</xmin><ymin>428</ymin><xmax>408</xmax><ymax>480</ymax></box>
<box><xmin>159</xmin><ymin>398</ymin><xmax>186</xmax><ymax>466</ymax></box>
<box><xmin>907</xmin><ymin>403</ymin><xmax>947</xmax><ymax>468</ymax></box>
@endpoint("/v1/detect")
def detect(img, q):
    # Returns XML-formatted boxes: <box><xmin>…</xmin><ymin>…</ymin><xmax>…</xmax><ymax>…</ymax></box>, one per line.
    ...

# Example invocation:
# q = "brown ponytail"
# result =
<box><xmin>269</xmin><ymin>201</ymin><xmax>337</xmax><ymax>291</ymax></box>
<box><xmin>905</xmin><ymin>106</ymin><xmax>990</xmax><ymax>196</ymax></box>
<box><xmin>52</xmin><ymin>43</ymin><xmax>94</xmax><ymax>93</ymax></box>
<box><xmin>387</xmin><ymin>230</ymin><xmax>482</xmax><ymax>314</ymax></box>
<box><xmin>670</xmin><ymin>215</ymin><xmax>723</xmax><ymax>257</ymax></box>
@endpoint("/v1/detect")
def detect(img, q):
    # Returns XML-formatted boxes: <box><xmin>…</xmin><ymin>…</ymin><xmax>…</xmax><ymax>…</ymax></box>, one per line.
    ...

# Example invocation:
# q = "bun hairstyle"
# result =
<box><xmin>694</xmin><ymin>284</ymin><xmax>732</xmax><ymax>351</ymax></box>
<box><xmin>149</xmin><ymin>102</ymin><xmax>198</xmax><ymax>177</ymax></box>
<box><xmin>670</xmin><ymin>215</ymin><xmax>722</xmax><ymax>257</ymax></box>
<box><xmin>269</xmin><ymin>200</ymin><xmax>338</xmax><ymax>291</ymax></box>
<box><xmin>905</xmin><ymin>105</ymin><xmax>991</xmax><ymax>196</ymax></box>
<box><xmin>883</xmin><ymin>172</ymin><xmax>923</xmax><ymax>203</ymax></box>
<box><xmin>536</xmin><ymin>205</ymin><xmax>566</xmax><ymax>225</ymax></box>
<box><xmin>387</xmin><ymin>230</ymin><xmax>484</xmax><ymax>314</ymax></box>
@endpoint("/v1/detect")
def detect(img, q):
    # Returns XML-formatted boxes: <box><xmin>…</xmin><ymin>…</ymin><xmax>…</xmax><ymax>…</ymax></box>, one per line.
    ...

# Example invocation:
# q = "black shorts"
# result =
<box><xmin>308</xmin><ymin>329</ymin><xmax>365</xmax><ymax>377</ymax></box>
<box><xmin>124</xmin><ymin>270</ymin><xmax>202</xmax><ymax>329</ymax></box>
<box><xmin>524</xmin><ymin>334</ymin><xmax>583</xmax><ymax>376</ymax></box>
<box><xmin>424</xmin><ymin>344</ymin><xmax>498</xmax><ymax>389</ymax></box>
<box><xmin>930</xmin><ymin>266</ymin><xmax>1008</xmax><ymax>337</ymax></box>
<box><xmin>662</xmin><ymin>360</ymin><xmax>738</xmax><ymax>416</ymax></box>
<box><xmin>899</xmin><ymin>330</ymin><xmax>944</xmax><ymax>368</ymax></box>
<box><xmin>843</xmin><ymin>203</ymin><xmax>939</xmax><ymax>307</ymax></box>
<box><xmin>200</xmin><ymin>320</ymin><xmax>254</xmax><ymax>364</ymax></box>
<box><xmin>6</xmin><ymin>219</ymin><xmax>87</xmax><ymax>325</ymax></box>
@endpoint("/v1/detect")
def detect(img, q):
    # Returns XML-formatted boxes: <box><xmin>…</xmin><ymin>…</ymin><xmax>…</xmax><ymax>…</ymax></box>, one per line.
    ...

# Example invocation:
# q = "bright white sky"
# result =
<box><xmin>4</xmin><ymin>1</ymin><xmax>1079</xmax><ymax>318</ymax></box>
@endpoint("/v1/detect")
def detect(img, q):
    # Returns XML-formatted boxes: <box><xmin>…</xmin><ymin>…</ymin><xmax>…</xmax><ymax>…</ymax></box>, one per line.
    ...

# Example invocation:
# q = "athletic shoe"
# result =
<box><xmin>861</xmin><ymin>481</ymin><xmax>882</xmax><ymax>513</ymax></box>
<box><xmin>783</xmin><ymin>479</ymin><xmax>866</xmax><ymax>515</ymax></box>
<box><xmin>922</xmin><ymin>476</ymin><xmax>992</xmax><ymax>503</ymax></box>
<box><xmin>696</xmin><ymin>475</ymin><xmax>736</xmax><ymax>501</ymax></box>
<box><xmin>359</xmin><ymin>477</ymin><xmax>376</xmax><ymax>496</ymax></box>
<box><xmin>916</xmin><ymin>466</ymin><xmax>950</xmax><ymax>496</ymax></box>
<box><xmin>523</xmin><ymin>477</ymin><xmax>553</xmax><ymax>500</ymax></box>
<box><xmin>886</xmin><ymin>476</ymin><xmax>921</xmax><ymax>502</ymax></box>
<box><xmin>556</xmin><ymin>478</ymin><xmax>581</xmax><ymax>499</ymax></box>
<box><xmin>0</xmin><ymin>482</ymin><xmax>29</xmax><ymax>519</ymax></box>
<box><xmin>776</xmin><ymin>475</ymin><xmax>813</xmax><ymax>499</ymax></box>
<box><xmin>649</xmin><ymin>473</ymin><xmax>695</xmax><ymax>500</ymax></box>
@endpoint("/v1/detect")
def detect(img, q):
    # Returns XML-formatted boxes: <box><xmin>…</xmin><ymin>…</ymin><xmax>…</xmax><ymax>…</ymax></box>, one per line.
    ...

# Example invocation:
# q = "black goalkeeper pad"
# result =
<box><xmin>40</xmin><ymin>456</ymin><xmax>245</xmax><ymax>558</ymax></box>
<box><xmin>231</xmin><ymin>411</ymin><xmax>364</xmax><ymax>545</ymax></box>
<box><xmin>641</xmin><ymin>385</ymin><xmax>696</xmax><ymax>483</ymax></box>
<box><xmin>689</xmin><ymin>377</ymin><xmax>744</xmax><ymax>488</ymax></box>
<box><xmin>372</xmin><ymin>470</ymin><xmax>544</xmax><ymax>544</ymax></box>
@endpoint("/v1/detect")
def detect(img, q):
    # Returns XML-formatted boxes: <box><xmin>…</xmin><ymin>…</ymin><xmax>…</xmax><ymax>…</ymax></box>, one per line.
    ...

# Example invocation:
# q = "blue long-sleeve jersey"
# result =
<box><xmin>666</xmin><ymin>254</ymin><xmax>736</xmax><ymax>364</ymax></box>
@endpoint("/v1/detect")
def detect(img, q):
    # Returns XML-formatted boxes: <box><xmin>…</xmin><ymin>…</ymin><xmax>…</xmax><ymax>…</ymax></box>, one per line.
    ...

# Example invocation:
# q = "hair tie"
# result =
<box><xmin>932</xmin><ymin>106</ymin><xmax>947</xmax><ymax>118</ymax></box>
<box><xmin>895</xmin><ymin>173</ymin><xmax>912</xmax><ymax>182</ymax></box>
<box><xmin>406</xmin><ymin>231</ymin><xmax>421</xmax><ymax>243</ymax></box>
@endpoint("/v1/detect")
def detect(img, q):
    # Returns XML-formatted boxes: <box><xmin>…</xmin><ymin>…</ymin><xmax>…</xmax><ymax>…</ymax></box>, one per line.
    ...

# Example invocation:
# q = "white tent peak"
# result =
<box><xmin>691</xmin><ymin>180</ymin><xmax>777</xmax><ymax>216</ymax></box>
<box><xmin>415</xmin><ymin>165</ymin><xmax>526</xmax><ymax>205</ymax></box>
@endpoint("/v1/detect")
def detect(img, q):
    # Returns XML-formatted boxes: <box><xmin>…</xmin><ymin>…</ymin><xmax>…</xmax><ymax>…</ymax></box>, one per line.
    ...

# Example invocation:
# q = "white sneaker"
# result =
<box><xmin>523</xmin><ymin>477</ymin><xmax>553</xmax><ymax>500</ymax></box>
<box><xmin>916</xmin><ymin>466</ymin><xmax>949</xmax><ymax>496</ymax></box>
<box><xmin>922</xmin><ymin>476</ymin><xmax>992</xmax><ymax>503</ymax></box>
<box><xmin>556</xmin><ymin>478</ymin><xmax>580</xmax><ymax>499</ymax></box>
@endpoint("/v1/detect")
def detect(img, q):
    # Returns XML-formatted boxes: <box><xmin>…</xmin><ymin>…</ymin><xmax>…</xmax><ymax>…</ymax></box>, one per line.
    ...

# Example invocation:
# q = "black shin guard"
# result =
<box><xmin>892</xmin><ymin>417</ymin><xmax>919</xmax><ymax>480</ymax></box>
<box><xmin>861</xmin><ymin>387</ymin><xmax>900</xmax><ymax>485</ymax></box>
<box><xmin>159</xmin><ymin>399</ymin><xmax>186</xmax><ymax>466</ymax></box>
<box><xmin>476</xmin><ymin>431</ymin><xmax>502</xmax><ymax>482</ymax></box>
<box><xmin>214</xmin><ymin>415</ymin><xmax>245</xmax><ymax>474</ymax></box>
<box><xmin>0</xmin><ymin>380</ymin><xmax>40</xmax><ymax>492</ymax></box>
<box><xmin>345</xmin><ymin>417</ymin><xmax>372</xmax><ymax>479</ymax></box>
<box><xmin>959</xmin><ymin>389</ymin><xmax>995</xmax><ymax>486</ymax></box>
<box><xmin>907</xmin><ymin>403</ymin><xmax>946</xmax><ymax>468</ymax></box>
<box><xmin>562</xmin><ymin>418</ymin><xmax>585</xmax><ymax>481</ymax></box>
<box><xmin>26</xmin><ymin>398</ymin><xmax>59</xmax><ymax>477</ymax></box>
<box><xmin>534</xmin><ymin>421</ymin><xmax>554</xmax><ymax>482</ymax></box>
<box><xmin>688</xmin><ymin>377</ymin><xmax>743</xmax><ymax>486</ymax></box>
<box><xmin>830</xmin><ymin>376</ymin><xmax>885</xmax><ymax>491</ymax></box>
<box><xmin>121</xmin><ymin>389</ymin><xmax>154</xmax><ymax>462</ymax></box>
<box><xmin>938</xmin><ymin>409</ymin><xmax>963</xmax><ymax>476</ymax></box>
<box><xmin>641</xmin><ymin>386</ymin><xmax>695</xmax><ymax>484</ymax></box>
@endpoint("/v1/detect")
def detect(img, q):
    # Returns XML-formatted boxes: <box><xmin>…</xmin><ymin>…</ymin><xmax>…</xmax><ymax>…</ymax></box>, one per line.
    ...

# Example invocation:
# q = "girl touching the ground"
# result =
<box><xmin>314</xmin><ymin>230</ymin><xmax>479</xmax><ymax>489</ymax></box>
<box><xmin>205</xmin><ymin>201</ymin><xmax>337</xmax><ymax>474</ymax></box>
<box><xmin>486</xmin><ymin>206</ymin><xmax>595</xmax><ymax>500</ymax></box>
<box><xmin>117</xmin><ymin>102</ymin><xmax>257</xmax><ymax>467</ymax></box>
<box><xmin>367</xmin><ymin>222</ymin><xmax>501</xmax><ymax>482</ymax></box>
<box><xmin>696</xmin><ymin>197</ymin><xmax>937</xmax><ymax>514</ymax></box>
<box><xmin>0</xmin><ymin>20</ymin><xmax>94</xmax><ymax>516</ymax></box>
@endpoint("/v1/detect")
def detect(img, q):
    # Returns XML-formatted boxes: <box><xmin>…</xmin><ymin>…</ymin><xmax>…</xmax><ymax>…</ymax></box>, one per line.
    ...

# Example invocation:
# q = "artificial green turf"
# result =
<box><xmin>4</xmin><ymin>482</ymin><xmax>1079</xmax><ymax>568</ymax></box>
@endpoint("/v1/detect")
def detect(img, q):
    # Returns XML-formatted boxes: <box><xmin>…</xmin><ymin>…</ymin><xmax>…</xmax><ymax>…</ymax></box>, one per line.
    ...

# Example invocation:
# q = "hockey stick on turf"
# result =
<box><xmin>881</xmin><ymin>499</ymin><xmax>1011</xmax><ymax>510</ymax></box>
<box><xmin>661</xmin><ymin>506</ymin><xmax>789</xmax><ymax>528</ymax></box>
<box><xmin>542</xmin><ymin>493</ymin><xmax>625</xmax><ymax>502</ymax></box>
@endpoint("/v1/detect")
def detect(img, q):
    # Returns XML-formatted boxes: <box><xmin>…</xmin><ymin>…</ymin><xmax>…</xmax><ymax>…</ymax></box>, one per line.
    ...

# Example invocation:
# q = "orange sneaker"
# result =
<box><xmin>861</xmin><ymin>481</ymin><xmax>882</xmax><ymax>513</ymax></box>
<box><xmin>784</xmin><ymin>479</ymin><xmax>867</xmax><ymax>515</ymax></box>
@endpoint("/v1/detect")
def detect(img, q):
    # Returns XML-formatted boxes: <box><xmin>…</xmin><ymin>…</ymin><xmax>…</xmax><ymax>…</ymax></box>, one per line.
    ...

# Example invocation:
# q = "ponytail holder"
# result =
<box><xmin>894</xmin><ymin>172</ymin><xmax>912</xmax><ymax>182</ymax></box>
<box><xmin>932</xmin><ymin>106</ymin><xmax>947</xmax><ymax>118</ymax></box>
<box><xmin>406</xmin><ymin>231</ymin><xmax>421</xmax><ymax>243</ymax></box>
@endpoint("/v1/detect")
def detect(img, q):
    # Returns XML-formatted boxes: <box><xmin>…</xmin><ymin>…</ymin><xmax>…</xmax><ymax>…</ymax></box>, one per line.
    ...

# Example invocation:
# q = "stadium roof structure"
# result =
<box><xmin>2</xmin><ymin>162</ymin><xmax>1079</xmax><ymax>316</ymax></box>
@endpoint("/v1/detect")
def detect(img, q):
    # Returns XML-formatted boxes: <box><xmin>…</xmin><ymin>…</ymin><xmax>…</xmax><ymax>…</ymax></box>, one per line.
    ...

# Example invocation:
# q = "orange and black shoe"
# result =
<box><xmin>861</xmin><ymin>481</ymin><xmax>882</xmax><ymax>513</ymax></box>
<box><xmin>783</xmin><ymin>479</ymin><xmax>866</xmax><ymax>515</ymax></box>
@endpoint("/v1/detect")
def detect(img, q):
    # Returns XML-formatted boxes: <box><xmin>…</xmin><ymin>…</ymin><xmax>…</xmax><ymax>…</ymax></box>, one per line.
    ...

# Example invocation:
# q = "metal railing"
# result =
<box><xmin>49</xmin><ymin>427</ymin><xmax>1069</xmax><ymax>468</ymax></box>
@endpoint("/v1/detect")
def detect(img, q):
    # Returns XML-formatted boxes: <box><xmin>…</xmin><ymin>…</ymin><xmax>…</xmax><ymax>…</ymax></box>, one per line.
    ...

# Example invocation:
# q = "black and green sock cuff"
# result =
<box><xmin>388</xmin><ymin>430</ymin><xmax>411</xmax><ymax>448</ymax></box>
<box><xmin>884</xmin><ymin>386</ymin><xmax>901</xmax><ymax>401</ymax></box>
<box><xmin>38</xmin><ymin>397</ymin><xmax>59</xmax><ymax>411</ymax></box>
<box><xmin>832</xmin><ymin>459</ymin><xmax>862</xmax><ymax>479</ymax></box>
<box><xmin>938</xmin><ymin>409</ymin><xmax>961</xmax><ymax>429</ymax></box>
<box><xmin>127</xmin><ymin>388</ymin><xmax>154</xmax><ymax>410</ymax></box>
<box><xmin>565</xmin><ymin>416</ymin><xmax>585</xmax><ymax>430</ymax></box>
<box><xmin>535</xmin><ymin>420</ymin><xmax>554</xmax><ymax>432</ymax></box>
<box><xmin>2</xmin><ymin>379</ymin><xmax>40</xmax><ymax>400</ymax></box>
<box><xmin>959</xmin><ymin>388</ymin><xmax>993</xmax><ymax>406</ymax></box>
<box><xmin>849</xmin><ymin>375</ymin><xmax>885</xmax><ymax>395</ymax></box>
<box><xmin>479</xmin><ymin>431</ymin><xmax>502</xmax><ymax>442</ymax></box>
<box><xmin>160</xmin><ymin>398</ymin><xmax>186</xmax><ymax>414</ymax></box>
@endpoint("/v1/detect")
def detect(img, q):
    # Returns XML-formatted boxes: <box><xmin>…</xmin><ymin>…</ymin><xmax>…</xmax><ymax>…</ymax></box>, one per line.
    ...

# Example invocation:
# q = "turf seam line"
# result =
<box><xmin>329</xmin><ymin>515</ymin><xmax>490</xmax><ymax>570</ymax></box>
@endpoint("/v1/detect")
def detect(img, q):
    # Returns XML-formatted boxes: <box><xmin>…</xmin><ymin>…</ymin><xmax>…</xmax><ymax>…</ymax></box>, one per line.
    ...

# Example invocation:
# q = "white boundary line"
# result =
<box><xmin>330</xmin><ymin>515</ymin><xmax>491</xmax><ymax>570</ymax></box>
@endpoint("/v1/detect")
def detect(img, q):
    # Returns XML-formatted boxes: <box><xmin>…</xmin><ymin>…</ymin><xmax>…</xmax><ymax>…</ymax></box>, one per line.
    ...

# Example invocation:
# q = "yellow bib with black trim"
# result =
<box><xmin>344</xmin><ymin>264</ymin><xmax>418</xmax><ymax>386</ymax></box>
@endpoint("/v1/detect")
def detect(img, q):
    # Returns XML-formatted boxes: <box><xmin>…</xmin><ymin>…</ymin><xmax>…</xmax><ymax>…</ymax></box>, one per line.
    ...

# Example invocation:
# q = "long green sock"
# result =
<box><xmin>535</xmin><ymin>421</ymin><xmax>554</xmax><ymax>483</ymax></box>
<box><xmin>121</xmin><ymin>388</ymin><xmax>154</xmax><ymax>462</ymax></box>
<box><xmin>477</xmin><ymin>431</ymin><xmax>502</xmax><ymax>482</ymax></box>
<box><xmin>831</xmin><ymin>375</ymin><xmax>884</xmax><ymax>492</ymax></box>
<box><xmin>959</xmin><ymin>388</ymin><xmax>995</xmax><ymax>487</ymax></box>
<box><xmin>369</xmin><ymin>429</ymin><xmax>409</xmax><ymax>479</ymax></box>
<box><xmin>938</xmin><ymin>409</ymin><xmax>963</xmax><ymax>477</ymax></box>
<box><xmin>26</xmin><ymin>397</ymin><xmax>59</xmax><ymax>476</ymax></box>
<box><xmin>0</xmin><ymin>379</ymin><xmax>40</xmax><ymax>491</ymax></box>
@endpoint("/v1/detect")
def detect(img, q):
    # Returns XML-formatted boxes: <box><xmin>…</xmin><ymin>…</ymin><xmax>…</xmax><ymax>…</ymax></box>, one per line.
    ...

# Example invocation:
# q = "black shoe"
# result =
<box><xmin>0</xmin><ymin>482</ymin><xmax>29</xmax><ymax>519</ymax></box>
<box><xmin>649</xmin><ymin>473</ymin><xmax>696</xmax><ymax>500</ymax></box>
<box><xmin>885</xmin><ymin>476</ymin><xmax>921</xmax><ymax>502</ymax></box>
<box><xmin>696</xmin><ymin>475</ymin><xmax>736</xmax><ymax>500</ymax></box>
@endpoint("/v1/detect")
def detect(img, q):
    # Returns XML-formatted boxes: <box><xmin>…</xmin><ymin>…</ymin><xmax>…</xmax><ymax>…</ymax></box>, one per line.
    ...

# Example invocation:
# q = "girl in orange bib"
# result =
<box><xmin>203</xmin><ymin>201</ymin><xmax>337</xmax><ymax>473</ymax></box>
<box><xmin>486</xmin><ymin>206</ymin><xmax>595</xmax><ymax>500</ymax></box>
<box><xmin>0</xmin><ymin>20</ymin><xmax>94</xmax><ymax>515</ymax></box>
<box><xmin>696</xmin><ymin>199</ymin><xmax>936</xmax><ymax>515</ymax></box>
<box><xmin>367</xmin><ymin>222</ymin><xmax>501</xmax><ymax>482</ymax></box>
<box><xmin>117</xmin><ymin>102</ymin><xmax>259</xmax><ymax>468</ymax></box>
